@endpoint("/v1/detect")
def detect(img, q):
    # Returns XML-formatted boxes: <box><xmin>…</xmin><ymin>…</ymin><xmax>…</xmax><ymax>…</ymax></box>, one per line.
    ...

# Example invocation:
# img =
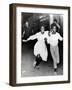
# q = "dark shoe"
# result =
<box><xmin>54</xmin><ymin>68</ymin><xmax>57</xmax><ymax>72</ymax></box>
<box><xmin>36</xmin><ymin>66</ymin><xmax>40</xmax><ymax>69</ymax></box>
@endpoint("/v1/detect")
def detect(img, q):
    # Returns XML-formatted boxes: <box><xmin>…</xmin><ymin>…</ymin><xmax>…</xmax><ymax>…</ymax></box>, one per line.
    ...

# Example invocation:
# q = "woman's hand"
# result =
<box><xmin>22</xmin><ymin>39</ymin><xmax>28</xmax><ymax>42</ymax></box>
<box><xmin>44</xmin><ymin>38</ymin><xmax>47</xmax><ymax>41</ymax></box>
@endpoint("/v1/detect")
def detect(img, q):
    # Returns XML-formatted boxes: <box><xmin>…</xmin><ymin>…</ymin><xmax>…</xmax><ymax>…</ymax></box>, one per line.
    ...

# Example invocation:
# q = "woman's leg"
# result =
<box><xmin>36</xmin><ymin>54</ymin><xmax>42</xmax><ymax>66</ymax></box>
<box><xmin>55</xmin><ymin>46</ymin><xmax>60</xmax><ymax>64</ymax></box>
<box><xmin>50</xmin><ymin>46</ymin><xmax>57</xmax><ymax>72</ymax></box>
<box><xmin>33</xmin><ymin>58</ymin><xmax>37</xmax><ymax>67</ymax></box>
<box><xmin>34</xmin><ymin>54</ymin><xmax>42</xmax><ymax>69</ymax></box>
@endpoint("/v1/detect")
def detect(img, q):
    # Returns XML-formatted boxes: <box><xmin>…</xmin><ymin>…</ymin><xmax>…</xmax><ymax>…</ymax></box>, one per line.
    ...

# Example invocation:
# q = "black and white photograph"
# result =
<box><xmin>9</xmin><ymin>4</ymin><xmax>70</xmax><ymax>86</ymax></box>
<box><xmin>21</xmin><ymin>13</ymin><xmax>63</xmax><ymax>77</ymax></box>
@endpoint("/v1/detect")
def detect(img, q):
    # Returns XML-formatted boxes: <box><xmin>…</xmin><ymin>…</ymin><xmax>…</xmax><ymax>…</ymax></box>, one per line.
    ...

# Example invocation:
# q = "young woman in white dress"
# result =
<box><xmin>23</xmin><ymin>25</ymin><xmax>49</xmax><ymax>69</ymax></box>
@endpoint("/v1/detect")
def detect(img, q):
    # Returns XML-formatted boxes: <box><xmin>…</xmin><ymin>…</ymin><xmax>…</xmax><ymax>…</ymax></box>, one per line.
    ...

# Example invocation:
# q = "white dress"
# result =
<box><xmin>27</xmin><ymin>31</ymin><xmax>49</xmax><ymax>61</ymax></box>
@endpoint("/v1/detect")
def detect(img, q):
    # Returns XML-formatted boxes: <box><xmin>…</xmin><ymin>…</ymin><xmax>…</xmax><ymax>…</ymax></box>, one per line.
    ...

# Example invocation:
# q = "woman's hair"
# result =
<box><xmin>51</xmin><ymin>23</ymin><xmax>57</xmax><ymax>30</ymax></box>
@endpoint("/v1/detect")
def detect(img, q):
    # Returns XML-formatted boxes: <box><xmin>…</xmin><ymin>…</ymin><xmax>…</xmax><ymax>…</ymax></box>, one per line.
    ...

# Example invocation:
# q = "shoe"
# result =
<box><xmin>54</xmin><ymin>68</ymin><xmax>57</xmax><ymax>72</ymax></box>
<box><xmin>36</xmin><ymin>66</ymin><xmax>40</xmax><ymax>69</ymax></box>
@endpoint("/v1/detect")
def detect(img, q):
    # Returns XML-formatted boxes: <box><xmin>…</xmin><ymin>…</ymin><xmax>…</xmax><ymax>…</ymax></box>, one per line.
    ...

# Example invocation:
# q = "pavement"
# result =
<box><xmin>21</xmin><ymin>42</ymin><xmax>63</xmax><ymax>77</ymax></box>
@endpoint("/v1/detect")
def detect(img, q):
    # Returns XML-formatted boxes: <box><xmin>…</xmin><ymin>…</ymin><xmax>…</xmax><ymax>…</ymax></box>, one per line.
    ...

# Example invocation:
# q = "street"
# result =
<box><xmin>21</xmin><ymin>42</ymin><xmax>63</xmax><ymax>77</ymax></box>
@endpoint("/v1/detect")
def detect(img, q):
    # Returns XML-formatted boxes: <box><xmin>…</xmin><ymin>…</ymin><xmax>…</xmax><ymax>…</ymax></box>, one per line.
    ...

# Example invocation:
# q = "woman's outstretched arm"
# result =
<box><xmin>27</xmin><ymin>33</ymin><xmax>38</xmax><ymax>40</ymax></box>
<box><xmin>22</xmin><ymin>33</ymin><xmax>38</xmax><ymax>42</ymax></box>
